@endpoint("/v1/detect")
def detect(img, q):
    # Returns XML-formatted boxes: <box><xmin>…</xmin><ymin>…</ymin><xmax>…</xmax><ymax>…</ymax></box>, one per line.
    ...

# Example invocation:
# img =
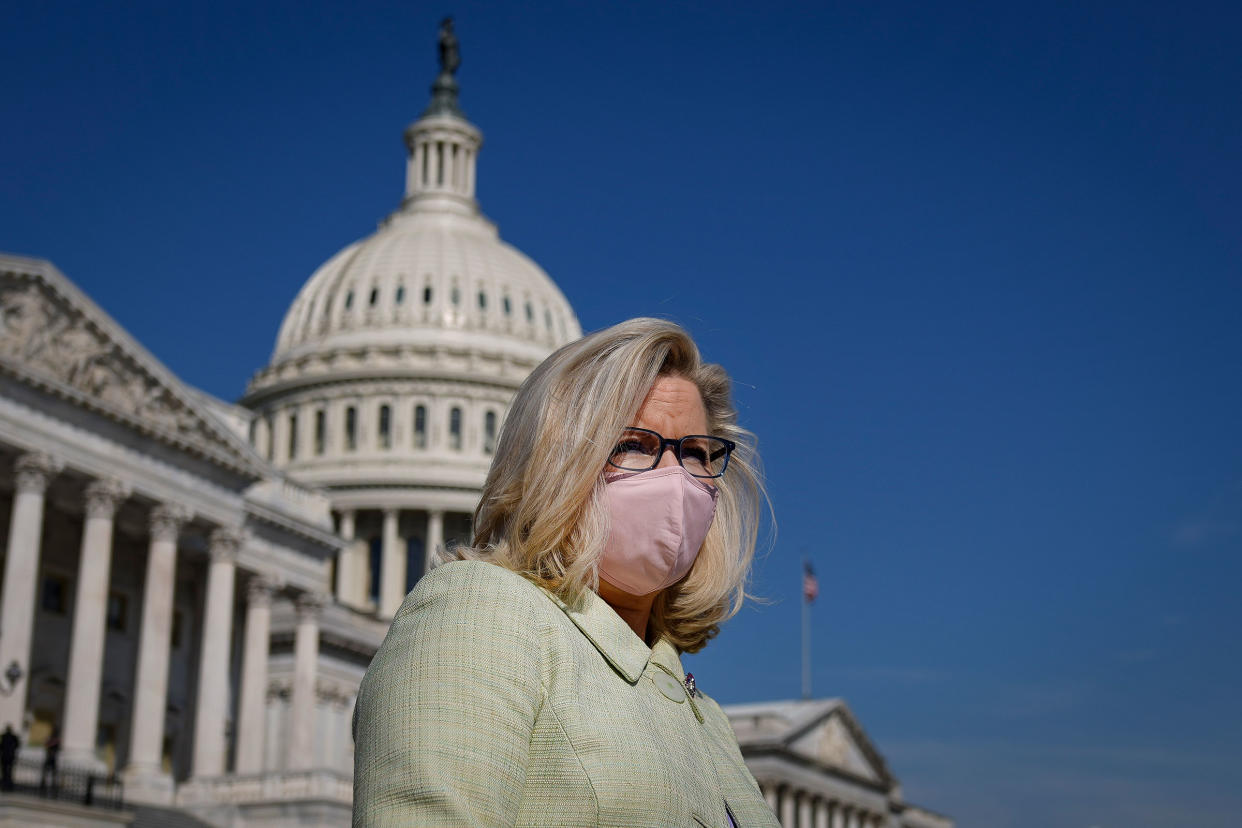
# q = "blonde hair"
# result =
<box><xmin>460</xmin><ymin>317</ymin><xmax>766</xmax><ymax>653</ymax></box>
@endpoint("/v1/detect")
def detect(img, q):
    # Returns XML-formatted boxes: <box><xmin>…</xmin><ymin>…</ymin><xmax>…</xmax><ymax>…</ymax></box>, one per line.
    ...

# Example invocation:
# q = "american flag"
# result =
<box><xmin>803</xmin><ymin>560</ymin><xmax>819</xmax><ymax>604</ymax></box>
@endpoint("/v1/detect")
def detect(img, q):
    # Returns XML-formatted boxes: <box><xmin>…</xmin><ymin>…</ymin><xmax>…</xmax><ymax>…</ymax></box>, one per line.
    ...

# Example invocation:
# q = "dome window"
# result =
<box><xmin>378</xmin><ymin>405</ymin><xmax>392</xmax><ymax>449</ymax></box>
<box><xmin>344</xmin><ymin>291</ymin><xmax>354</xmax><ymax>310</ymax></box>
<box><xmin>525</xmin><ymin>301</ymin><xmax>533</xmax><ymax>322</ymax></box>
<box><xmin>484</xmin><ymin>410</ymin><xmax>497</xmax><ymax>455</ymax></box>
<box><xmin>503</xmin><ymin>296</ymin><xmax>512</xmax><ymax>316</ymax></box>
<box><xmin>423</xmin><ymin>285</ymin><xmax>433</xmax><ymax>304</ymax></box>
<box><xmin>414</xmin><ymin>404</ymin><xmax>427</xmax><ymax>449</ymax></box>
<box><xmin>451</xmin><ymin>286</ymin><xmax>461</xmax><ymax>306</ymax></box>
<box><xmin>288</xmin><ymin>412</ymin><xmax>299</xmax><ymax>460</ymax></box>
<box><xmin>449</xmin><ymin>406</ymin><xmax>463</xmax><ymax>451</ymax></box>
<box><xmin>369</xmin><ymin>288</ymin><xmax>380</xmax><ymax>307</ymax></box>
<box><xmin>478</xmin><ymin>291</ymin><xmax>487</xmax><ymax>310</ymax></box>
<box><xmin>345</xmin><ymin>406</ymin><xmax>358</xmax><ymax>451</ymax></box>
<box><xmin>314</xmin><ymin>409</ymin><xmax>326</xmax><ymax>455</ymax></box>
<box><xmin>395</xmin><ymin>285</ymin><xmax>405</xmax><ymax>305</ymax></box>
<box><xmin>545</xmin><ymin>309</ymin><xmax>553</xmax><ymax>331</ymax></box>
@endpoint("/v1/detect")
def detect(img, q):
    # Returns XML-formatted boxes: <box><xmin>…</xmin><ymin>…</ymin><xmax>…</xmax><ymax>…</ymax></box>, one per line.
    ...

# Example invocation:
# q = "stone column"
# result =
<box><xmin>798</xmin><ymin>793</ymin><xmax>814</xmax><ymax>828</ymax></box>
<box><xmin>335</xmin><ymin>510</ymin><xmax>356</xmax><ymax>606</ymax></box>
<box><xmin>836</xmin><ymin>805</ymin><xmax>852</xmax><ymax>828</ymax></box>
<box><xmin>190</xmin><ymin>529</ymin><xmax>240</xmax><ymax>778</ymax></box>
<box><xmin>379</xmin><ymin>508</ymin><xmax>405</xmax><ymax>616</ymax></box>
<box><xmin>0</xmin><ymin>452</ymin><xmax>60</xmax><ymax>731</ymax></box>
<box><xmin>234</xmin><ymin>576</ymin><xmax>276</xmax><ymax>774</ymax></box>
<box><xmin>287</xmin><ymin>592</ymin><xmax>325</xmax><ymax>771</ymax></box>
<box><xmin>780</xmin><ymin>787</ymin><xmax>796</xmax><ymax>827</ymax></box>
<box><xmin>814</xmin><ymin>798</ymin><xmax>830</xmax><ymax>828</ymax></box>
<box><xmin>424</xmin><ymin>509</ymin><xmax>444</xmax><ymax>575</ymax></box>
<box><xmin>123</xmin><ymin>503</ymin><xmax>192</xmax><ymax>802</ymax></box>
<box><xmin>61</xmin><ymin>478</ymin><xmax>129</xmax><ymax>768</ymax></box>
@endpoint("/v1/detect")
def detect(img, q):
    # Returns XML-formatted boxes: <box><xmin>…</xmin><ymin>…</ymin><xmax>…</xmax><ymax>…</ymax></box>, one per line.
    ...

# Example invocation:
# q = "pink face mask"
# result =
<box><xmin>599</xmin><ymin>466</ymin><xmax>720</xmax><ymax>596</ymax></box>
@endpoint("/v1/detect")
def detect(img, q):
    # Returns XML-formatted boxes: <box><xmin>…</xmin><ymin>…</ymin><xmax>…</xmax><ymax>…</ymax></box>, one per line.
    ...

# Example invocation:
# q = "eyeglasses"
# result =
<box><xmin>607</xmin><ymin>427</ymin><xmax>736</xmax><ymax>479</ymax></box>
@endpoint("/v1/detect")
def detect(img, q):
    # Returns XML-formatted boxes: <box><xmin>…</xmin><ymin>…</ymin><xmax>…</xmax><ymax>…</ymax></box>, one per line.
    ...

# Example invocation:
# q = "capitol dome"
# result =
<box><xmin>241</xmin><ymin>38</ymin><xmax>580</xmax><ymax>617</ymax></box>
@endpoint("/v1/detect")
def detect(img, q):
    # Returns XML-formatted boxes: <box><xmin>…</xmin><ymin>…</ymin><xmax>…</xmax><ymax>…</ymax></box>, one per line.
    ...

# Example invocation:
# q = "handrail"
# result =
<box><xmin>3</xmin><ymin>756</ymin><xmax>125</xmax><ymax>810</ymax></box>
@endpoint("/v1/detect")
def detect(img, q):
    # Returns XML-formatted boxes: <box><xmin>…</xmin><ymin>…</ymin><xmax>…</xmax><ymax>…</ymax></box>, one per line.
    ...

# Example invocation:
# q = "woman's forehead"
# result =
<box><xmin>632</xmin><ymin>375</ymin><xmax>707</xmax><ymax>434</ymax></box>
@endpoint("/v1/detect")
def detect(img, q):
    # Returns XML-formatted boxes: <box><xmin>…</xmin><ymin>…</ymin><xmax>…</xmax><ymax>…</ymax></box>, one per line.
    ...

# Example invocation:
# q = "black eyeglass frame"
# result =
<box><xmin>607</xmin><ymin>426</ymin><xmax>737</xmax><ymax>479</ymax></box>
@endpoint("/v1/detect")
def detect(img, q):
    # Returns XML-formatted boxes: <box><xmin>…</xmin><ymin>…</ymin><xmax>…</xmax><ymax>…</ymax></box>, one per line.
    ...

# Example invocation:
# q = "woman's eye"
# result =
<box><xmin>683</xmin><ymin>447</ymin><xmax>708</xmax><ymax>463</ymax></box>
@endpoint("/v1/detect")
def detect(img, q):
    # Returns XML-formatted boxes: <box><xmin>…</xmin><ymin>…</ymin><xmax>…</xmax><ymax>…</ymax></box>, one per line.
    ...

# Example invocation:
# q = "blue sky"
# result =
<box><xmin>3</xmin><ymin>2</ymin><xmax>1240</xmax><ymax>825</ymax></box>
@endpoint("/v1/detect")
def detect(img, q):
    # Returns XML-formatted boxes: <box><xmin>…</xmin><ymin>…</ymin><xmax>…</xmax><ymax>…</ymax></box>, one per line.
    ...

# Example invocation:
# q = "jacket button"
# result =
<box><xmin>654</xmin><ymin>672</ymin><xmax>686</xmax><ymax>702</ymax></box>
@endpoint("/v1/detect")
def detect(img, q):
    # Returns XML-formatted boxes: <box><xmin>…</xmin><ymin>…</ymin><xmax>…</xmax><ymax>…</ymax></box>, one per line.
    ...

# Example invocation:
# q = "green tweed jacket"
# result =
<box><xmin>353</xmin><ymin>560</ymin><xmax>779</xmax><ymax>827</ymax></box>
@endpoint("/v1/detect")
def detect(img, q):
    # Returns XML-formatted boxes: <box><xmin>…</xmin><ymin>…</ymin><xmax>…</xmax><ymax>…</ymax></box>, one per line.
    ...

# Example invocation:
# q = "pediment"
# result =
<box><xmin>0</xmin><ymin>254</ymin><xmax>265</xmax><ymax>477</ymax></box>
<box><xmin>789</xmin><ymin>709</ymin><xmax>884</xmax><ymax>783</ymax></box>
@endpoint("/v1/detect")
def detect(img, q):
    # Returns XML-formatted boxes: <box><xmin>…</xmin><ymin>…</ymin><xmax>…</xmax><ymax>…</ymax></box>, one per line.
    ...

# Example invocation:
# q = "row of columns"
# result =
<box><xmin>336</xmin><ymin>507</ymin><xmax>444</xmax><ymax>616</ymax></box>
<box><xmin>410</xmin><ymin>139</ymin><xmax>476</xmax><ymax>197</ymax></box>
<box><xmin>762</xmin><ymin>782</ymin><xmax>885</xmax><ymax>828</ymax></box>
<box><xmin>0</xmin><ymin>452</ymin><xmax>327</xmax><ymax>799</ymax></box>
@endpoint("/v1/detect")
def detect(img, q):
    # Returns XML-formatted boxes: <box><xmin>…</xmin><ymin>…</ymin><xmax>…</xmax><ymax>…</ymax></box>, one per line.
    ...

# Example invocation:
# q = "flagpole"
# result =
<box><xmin>801</xmin><ymin>560</ymin><xmax>811</xmax><ymax>700</ymax></box>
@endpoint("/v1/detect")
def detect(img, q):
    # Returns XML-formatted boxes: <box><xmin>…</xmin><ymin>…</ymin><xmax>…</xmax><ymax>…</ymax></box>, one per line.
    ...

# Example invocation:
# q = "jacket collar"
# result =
<box><xmin>542</xmin><ymin>586</ymin><xmax>684</xmax><ymax>684</ymax></box>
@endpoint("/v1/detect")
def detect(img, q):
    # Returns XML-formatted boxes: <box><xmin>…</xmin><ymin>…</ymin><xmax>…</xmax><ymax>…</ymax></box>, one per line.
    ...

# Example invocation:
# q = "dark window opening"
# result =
<box><xmin>345</xmin><ymin>406</ymin><xmax>358</xmax><ymax>451</ymax></box>
<box><xmin>449</xmin><ymin>407</ymin><xmax>463</xmax><ymax>451</ymax></box>
<box><xmin>379</xmin><ymin>404</ymin><xmax>392</xmax><ymax>449</ymax></box>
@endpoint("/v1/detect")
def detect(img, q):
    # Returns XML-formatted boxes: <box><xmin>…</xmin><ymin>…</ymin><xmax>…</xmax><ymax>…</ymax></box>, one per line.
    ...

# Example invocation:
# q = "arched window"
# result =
<box><xmin>395</xmin><ymin>284</ymin><xmax>405</xmax><ymax>305</ymax></box>
<box><xmin>449</xmin><ymin>406</ymin><xmax>463</xmax><ymax>451</ymax></box>
<box><xmin>451</xmin><ymin>286</ymin><xmax>461</xmax><ymax>306</ymax></box>
<box><xmin>314</xmin><ymin>409</ymin><xmax>326</xmax><ymax>455</ymax></box>
<box><xmin>423</xmin><ymin>285</ymin><xmax>433</xmax><ymax>304</ymax></box>
<box><xmin>379</xmin><ymin>404</ymin><xmax>392</xmax><ymax>449</ymax></box>
<box><xmin>484</xmin><ymin>410</ymin><xmax>497</xmax><ymax>454</ymax></box>
<box><xmin>478</xmin><ymin>290</ymin><xmax>487</xmax><ymax>310</ymax></box>
<box><xmin>369</xmin><ymin>287</ymin><xmax>379</xmax><ymax>307</ymax></box>
<box><xmin>345</xmin><ymin>406</ymin><xmax>357</xmax><ymax>451</ymax></box>
<box><xmin>503</xmin><ymin>295</ymin><xmax>512</xmax><ymax>315</ymax></box>
<box><xmin>525</xmin><ymin>301</ymin><xmax>533</xmax><ymax>322</ymax></box>
<box><xmin>344</xmin><ymin>291</ymin><xmax>354</xmax><ymax>310</ymax></box>
<box><xmin>287</xmin><ymin>412</ymin><xmax>299</xmax><ymax>460</ymax></box>
<box><xmin>414</xmin><ymin>404</ymin><xmax>427</xmax><ymax>448</ymax></box>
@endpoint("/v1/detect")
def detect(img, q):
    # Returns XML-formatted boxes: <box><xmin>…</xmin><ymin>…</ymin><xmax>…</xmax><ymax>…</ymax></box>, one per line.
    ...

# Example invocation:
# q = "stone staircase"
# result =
<box><xmin>130</xmin><ymin>804</ymin><xmax>217</xmax><ymax>828</ymax></box>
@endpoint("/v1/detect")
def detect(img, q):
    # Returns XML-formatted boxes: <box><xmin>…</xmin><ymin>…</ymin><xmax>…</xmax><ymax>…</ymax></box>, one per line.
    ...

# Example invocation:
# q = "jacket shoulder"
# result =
<box><xmin>396</xmin><ymin>559</ymin><xmax>548</xmax><ymax>622</ymax></box>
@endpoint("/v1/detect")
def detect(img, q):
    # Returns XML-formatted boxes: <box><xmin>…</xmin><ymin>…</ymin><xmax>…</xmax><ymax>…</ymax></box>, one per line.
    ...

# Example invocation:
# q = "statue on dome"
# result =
<box><xmin>438</xmin><ymin>17</ymin><xmax>460</xmax><ymax>77</ymax></box>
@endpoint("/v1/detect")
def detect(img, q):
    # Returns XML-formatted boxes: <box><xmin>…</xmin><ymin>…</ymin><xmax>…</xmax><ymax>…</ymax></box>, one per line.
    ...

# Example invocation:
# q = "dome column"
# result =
<box><xmin>380</xmin><ymin>508</ymin><xmax>406</xmax><ymax>616</ymax></box>
<box><xmin>424</xmin><ymin>509</ymin><xmax>444</xmax><ymax>575</ymax></box>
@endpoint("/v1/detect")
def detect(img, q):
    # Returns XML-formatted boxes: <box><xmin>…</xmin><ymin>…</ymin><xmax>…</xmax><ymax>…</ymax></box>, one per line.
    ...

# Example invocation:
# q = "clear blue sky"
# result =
<box><xmin>4</xmin><ymin>2</ymin><xmax>1240</xmax><ymax>825</ymax></box>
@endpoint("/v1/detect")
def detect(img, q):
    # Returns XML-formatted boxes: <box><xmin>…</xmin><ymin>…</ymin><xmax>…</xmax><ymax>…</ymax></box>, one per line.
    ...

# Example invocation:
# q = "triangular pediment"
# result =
<box><xmin>789</xmin><ymin>708</ymin><xmax>884</xmax><ymax>782</ymax></box>
<box><xmin>0</xmin><ymin>254</ymin><xmax>266</xmax><ymax>477</ymax></box>
<box><xmin>726</xmin><ymin>698</ymin><xmax>895</xmax><ymax>788</ymax></box>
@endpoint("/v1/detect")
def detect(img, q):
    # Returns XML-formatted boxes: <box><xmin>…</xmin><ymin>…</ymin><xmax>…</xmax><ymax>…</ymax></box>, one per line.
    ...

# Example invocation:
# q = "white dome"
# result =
<box><xmin>241</xmin><ymin>71</ymin><xmax>582</xmax><ymax>517</ymax></box>
<box><xmin>267</xmin><ymin>209</ymin><xmax>579</xmax><ymax>371</ymax></box>
<box><xmin>245</xmin><ymin>104</ymin><xmax>581</xmax><ymax>401</ymax></box>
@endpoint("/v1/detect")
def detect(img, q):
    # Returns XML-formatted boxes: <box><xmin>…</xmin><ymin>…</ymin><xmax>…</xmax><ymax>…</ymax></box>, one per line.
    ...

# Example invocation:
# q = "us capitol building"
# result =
<box><xmin>0</xmin><ymin>29</ymin><xmax>952</xmax><ymax>828</ymax></box>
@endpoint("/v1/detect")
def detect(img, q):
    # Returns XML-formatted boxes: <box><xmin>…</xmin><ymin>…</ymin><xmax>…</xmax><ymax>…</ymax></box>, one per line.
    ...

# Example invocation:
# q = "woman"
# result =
<box><xmin>353</xmin><ymin>318</ymin><xmax>777</xmax><ymax>827</ymax></box>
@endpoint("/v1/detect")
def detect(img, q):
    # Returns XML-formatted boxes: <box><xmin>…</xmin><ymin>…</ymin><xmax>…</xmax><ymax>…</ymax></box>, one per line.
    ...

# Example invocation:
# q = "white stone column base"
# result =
<box><xmin>120</xmin><ymin>764</ymin><xmax>176</xmax><ymax>805</ymax></box>
<box><xmin>58</xmin><ymin>748</ymin><xmax>108</xmax><ymax>775</ymax></box>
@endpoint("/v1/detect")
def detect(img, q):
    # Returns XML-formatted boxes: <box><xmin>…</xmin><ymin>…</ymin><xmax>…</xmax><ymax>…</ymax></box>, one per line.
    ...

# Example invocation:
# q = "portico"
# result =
<box><xmin>0</xmin><ymin>256</ymin><xmax>353</xmax><ymax>814</ymax></box>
